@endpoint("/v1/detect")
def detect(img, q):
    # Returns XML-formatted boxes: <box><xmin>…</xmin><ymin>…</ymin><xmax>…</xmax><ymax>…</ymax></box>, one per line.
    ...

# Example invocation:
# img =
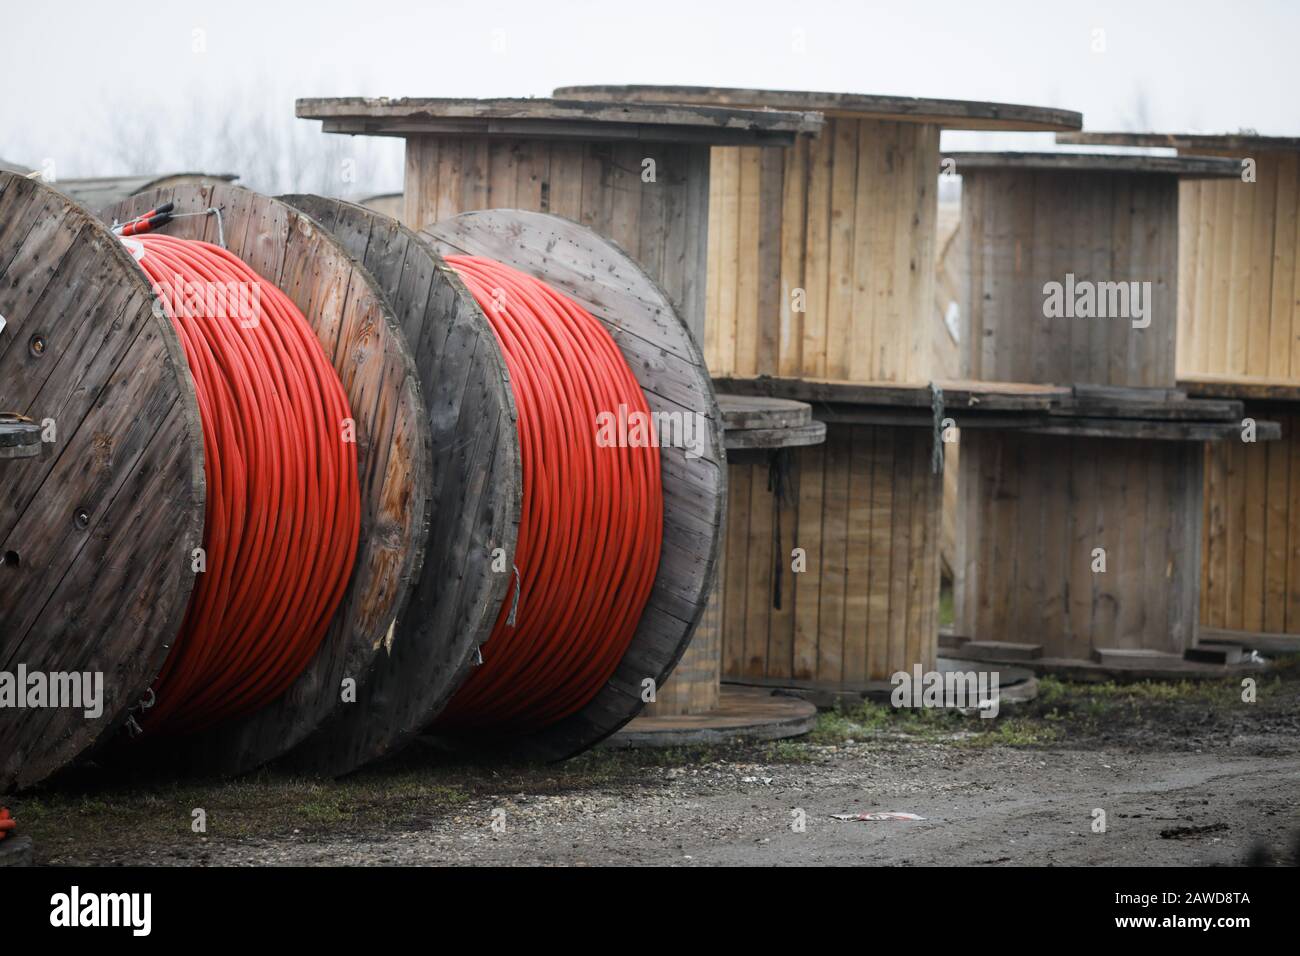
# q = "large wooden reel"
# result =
<box><xmin>424</xmin><ymin>209</ymin><xmax>727</xmax><ymax>759</ymax></box>
<box><xmin>101</xmin><ymin>183</ymin><xmax>431</xmax><ymax>774</ymax></box>
<box><xmin>0</xmin><ymin>172</ymin><xmax>205</xmax><ymax>790</ymax></box>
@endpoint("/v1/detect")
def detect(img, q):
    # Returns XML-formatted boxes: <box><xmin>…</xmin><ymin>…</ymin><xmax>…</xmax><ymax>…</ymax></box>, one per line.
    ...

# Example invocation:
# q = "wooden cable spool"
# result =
<box><xmin>422</xmin><ymin>208</ymin><xmax>726</xmax><ymax>760</ymax></box>
<box><xmin>294</xmin><ymin>97</ymin><xmax>823</xmax><ymax>345</ymax></box>
<box><xmin>0</xmin><ymin>172</ymin><xmax>205</xmax><ymax>791</ymax></box>
<box><xmin>273</xmin><ymin>195</ymin><xmax>520</xmax><ymax>775</ymax></box>
<box><xmin>1060</xmin><ymin>132</ymin><xmax>1300</xmax><ymax>649</ymax></box>
<box><xmin>98</xmin><ymin>183</ymin><xmax>431</xmax><ymax>774</ymax></box>
<box><xmin>553</xmin><ymin>85</ymin><xmax>1083</xmax><ymax>383</ymax></box>
<box><xmin>547</xmin><ymin>86</ymin><xmax>1082</xmax><ymax>699</ymax></box>
<box><xmin>609</xmin><ymin>395</ymin><xmax>822</xmax><ymax>746</ymax></box>
<box><xmin>949</xmin><ymin>152</ymin><xmax>1264</xmax><ymax>670</ymax></box>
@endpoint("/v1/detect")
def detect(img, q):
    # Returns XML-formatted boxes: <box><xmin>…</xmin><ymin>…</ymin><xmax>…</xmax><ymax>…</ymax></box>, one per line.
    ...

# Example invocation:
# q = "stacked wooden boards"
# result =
<box><xmin>555</xmin><ymin>86</ymin><xmax>1082</xmax><ymax>697</ymax></box>
<box><xmin>948</xmin><ymin>152</ymin><xmax>1273</xmax><ymax>672</ymax></box>
<box><xmin>1060</xmin><ymin>132</ymin><xmax>1300</xmax><ymax>649</ymax></box>
<box><xmin>294</xmin><ymin>98</ymin><xmax>823</xmax><ymax>343</ymax></box>
<box><xmin>0</xmin><ymin>172</ymin><xmax>205</xmax><ymax>791</ymax></box>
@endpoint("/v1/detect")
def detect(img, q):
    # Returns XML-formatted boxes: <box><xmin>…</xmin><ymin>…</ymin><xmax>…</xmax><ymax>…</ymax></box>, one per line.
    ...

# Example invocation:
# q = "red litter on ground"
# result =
<box><xmin>0</xmin><ymin>807</ymin><xmax>15</xmax><ymax>840</ymax></box>
<box><xmin>831</xmin><ymin>812</ymin><xmax>926</xmax><ymax>822</ymax></box>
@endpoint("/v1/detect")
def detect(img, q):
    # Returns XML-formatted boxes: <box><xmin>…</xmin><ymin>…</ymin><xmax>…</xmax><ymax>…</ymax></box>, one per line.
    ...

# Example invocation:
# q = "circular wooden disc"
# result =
<box><xmin>0</xmin><ymin>172</ymin><xmax>205</xmax><ymax>791</ymax></box>
<box><xmin>101</xmin><ymin>184</ymin><xmax>431</xmax><ymax>775</ymax></box>
<box><xmin>0</xmin><ymin>421</ymin><xmax>42</xmax><ymax>460</ymax></box>
<box><xmin>718</xmin><ymin>395</ymin><xmax>827</xmax><ymax>450</ymax></box>
<box><xmin>424</xmin><ymin>209</ymin><xmax>727</xmax><ymax>760</ymax></box>
<box><xmin>945</xmin><ymin>151</ymin><xmax>1240</xmax><ymax>178</ymax></box>
<box><xmin>275</xmin><ymin>195</ymin><xmax>521</xmax><ymax>776</ymax></box>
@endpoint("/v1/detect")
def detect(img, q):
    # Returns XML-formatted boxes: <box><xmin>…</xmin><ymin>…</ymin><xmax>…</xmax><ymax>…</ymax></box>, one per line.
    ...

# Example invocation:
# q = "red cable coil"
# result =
<box><xmin>129</xmin><ymin>234</ymin><xmax>360</xmax><ymax>735</ymax></box>
<box><xmin>437</xmin><ymin>256</ymin><xmax>663</xmax><ymax>733</ymax></box>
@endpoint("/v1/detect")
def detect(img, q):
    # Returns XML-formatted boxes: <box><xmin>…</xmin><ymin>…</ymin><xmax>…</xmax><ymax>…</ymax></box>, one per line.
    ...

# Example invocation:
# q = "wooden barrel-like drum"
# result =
<box><xmin>553</xmin><ymin>87</ymin><xmax>1080</xmax><ymax>697</ymax></box>
<box><xmin>950</xmin><ymin>152</ymin><xmax>1248</xmax><ymax>668</ymax></box>
<box><xmin>1060</xmin><ymin>132</ymin><xmax>1300</xmax><ymax>648</ymax></box>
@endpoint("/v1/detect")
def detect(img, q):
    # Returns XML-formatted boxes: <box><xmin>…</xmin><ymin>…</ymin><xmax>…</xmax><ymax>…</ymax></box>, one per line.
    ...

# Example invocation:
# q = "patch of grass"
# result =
<box><xmin>954</xmin><ymin>716</ymin><xmax>1061</xmax><ymax>748</ymax></box>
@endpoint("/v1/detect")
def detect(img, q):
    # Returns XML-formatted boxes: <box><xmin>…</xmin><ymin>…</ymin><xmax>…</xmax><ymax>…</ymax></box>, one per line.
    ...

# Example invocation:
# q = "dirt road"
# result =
<box><xmin>13</xmin><ymin>670</ymin><xmax>1300</xmax><ymax>866</ymax></box>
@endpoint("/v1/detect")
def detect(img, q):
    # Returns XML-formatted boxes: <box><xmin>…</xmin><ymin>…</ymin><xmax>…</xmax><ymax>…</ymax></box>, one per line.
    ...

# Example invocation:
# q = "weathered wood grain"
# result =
<box><xmin>275</xmin><ymin>195</ymin><xmax>520</xmax><ymax>776</ymax></box>
<box><xmin>955</xmin><ymin>430</ymin><xmax>1203</xmax><ymax>662</ymax></box>
<box><xmin>0</xmin><ymin>172</ymin><xmax>205</xmax><ymax>791</ymax></box>
<box><xmin>555</xmin><ymin>86</ymin><xmax>1082</xmax><ymax>132</ymax></box>
<box><xmin>296</xmin><ymin>97</ymin><xmax>822</xmax><ymax>147</ymax></box>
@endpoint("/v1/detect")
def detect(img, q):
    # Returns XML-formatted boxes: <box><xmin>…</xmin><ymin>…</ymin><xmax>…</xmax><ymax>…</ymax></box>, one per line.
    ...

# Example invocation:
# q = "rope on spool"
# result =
<box><xmin>435</xmin><ymin>256</ymin><xmax>663</xmax><ymax>734</ymax></box>
<box><xmin>119</xmin><ymin>225</ymin><xmax>361</xmax><ymax>736</ymax></box>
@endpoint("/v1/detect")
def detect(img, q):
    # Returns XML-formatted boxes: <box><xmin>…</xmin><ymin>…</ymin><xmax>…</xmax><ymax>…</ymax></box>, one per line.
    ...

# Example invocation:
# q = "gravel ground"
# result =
<box><xmin>12</xmin><ymin>669</ymin><xmax>1300</xmax><ymax>866</ymax></box>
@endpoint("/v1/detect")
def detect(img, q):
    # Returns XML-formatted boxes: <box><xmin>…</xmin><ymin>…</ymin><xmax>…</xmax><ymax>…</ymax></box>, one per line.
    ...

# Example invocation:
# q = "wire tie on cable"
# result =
<box><xmin>507</xmin><ymin>565</ymin><xmax>521</xmax><ymax>627</ymax></box>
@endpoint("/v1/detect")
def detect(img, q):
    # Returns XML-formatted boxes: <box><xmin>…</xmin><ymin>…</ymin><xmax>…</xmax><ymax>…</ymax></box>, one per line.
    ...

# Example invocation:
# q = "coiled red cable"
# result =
<box><xmin>128</xmin><ymin>234</ymin><xmax>360</xmax><ymax>735</ymax></box>
<box><xmin>437</xmin><ymin>256</ymin><xmax>663</xmax><ymax>733</ymax></box>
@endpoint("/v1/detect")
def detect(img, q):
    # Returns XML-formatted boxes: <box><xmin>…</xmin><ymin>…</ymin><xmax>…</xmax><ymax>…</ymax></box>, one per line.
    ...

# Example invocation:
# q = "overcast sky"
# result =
<box><xmin>3</xmin><ymin>0</ymin><xmax>1296</xmax><ymax>193</ymax></box>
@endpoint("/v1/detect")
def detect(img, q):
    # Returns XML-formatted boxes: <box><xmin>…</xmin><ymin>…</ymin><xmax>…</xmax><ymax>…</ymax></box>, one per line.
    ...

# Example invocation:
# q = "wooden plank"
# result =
<box><xmin>816</xmin><ymin>425</ymin><xmax>851</xmax><ymax>684</ymax></box>
<box><xmin>843</xmin><ymin>426</ymin><xmax>875</xmax><ymax>682</ymax></box>
<box><xmin>825</xmin><ymin>118</ymin><xmax>859</xmax><ymax>381</ymax></box>
<box><xmin>552</xmin><ymin>86</ymin><xmax>1082</xmax><ymax>132</ymax></box>
<box><xmin>298</xmin><ymin>96</ymin><xmax>823</xmax><ymax>140</ymax></box>
<box><xmin>1271</xmin><ymin>152</ymin><xmax>1299</xmax><ymax>380</ymax></box>
<box><xmin>777</xmin><ymin>137</ymin><xmax>808</xmax><ymax>377</ymax></box>
<box><xmin>791</xmin><ymin>443</ymin><xmax>824</xmax><ymax>681</ymax></box>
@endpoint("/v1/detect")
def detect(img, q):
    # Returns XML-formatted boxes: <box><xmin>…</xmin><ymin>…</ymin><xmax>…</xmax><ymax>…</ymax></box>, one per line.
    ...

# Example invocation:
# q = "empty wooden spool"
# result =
<box><xmin>950</xmin><ymin>152</ymin><xmax>1251</xmax><ymax>667</ymax></box>
<box><xmin>423</xmin><ymin>208</ymin><xmax>726</xmax><ymax>759</ymax></box>
<box><xmin>552</xmin><ymin>87</ymin><xmax>1082</xmax><ymax>698</ymax></box>
<box><xmin>0</xmin><ymin>171</ymin><xmax>205</xmax><ymax>791</ymax></box>
<box><xmin>294</xmin><ymin>97</ymin><xmax>823</xmax><ymax>343</ymax></box>
<box><xmin>101</xmin><ymin>183</ymin><xmax>431</xmax><ymax>774</ymax></box>
<box><xmin>1060</xmin><ymin>132</ymin><xmax>1300</xmax><ymax>648</ymax></box>
<box><xmin>554</xmin><ymin>85</ymin><xmax>1083</xmax><ymax>383</ymax></box>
